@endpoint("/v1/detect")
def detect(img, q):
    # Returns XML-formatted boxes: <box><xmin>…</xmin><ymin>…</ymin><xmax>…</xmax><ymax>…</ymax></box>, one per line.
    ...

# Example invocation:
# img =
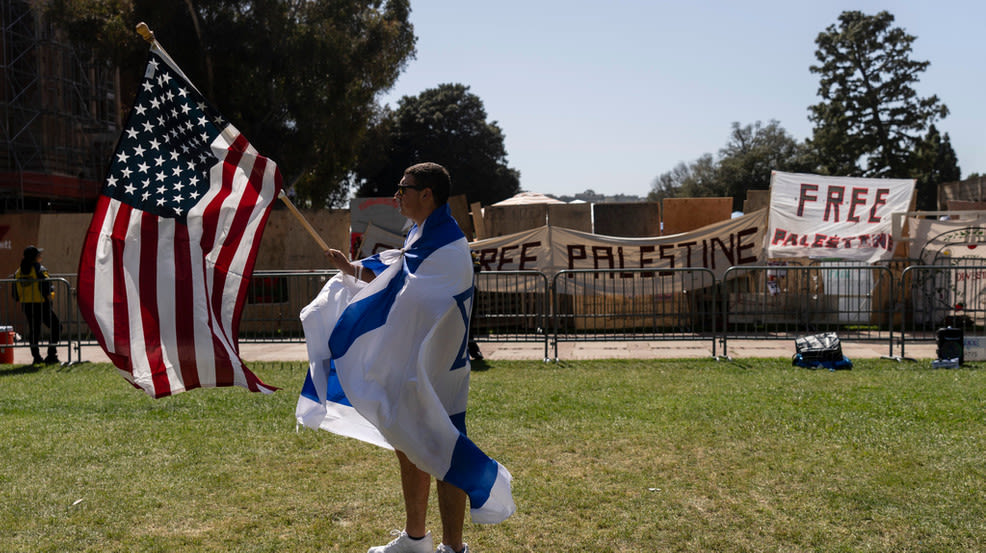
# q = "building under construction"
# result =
<box><xmin>1</xmin><ymin>0</ymin><xmax>119</xmax><ymax>212</ymax></box>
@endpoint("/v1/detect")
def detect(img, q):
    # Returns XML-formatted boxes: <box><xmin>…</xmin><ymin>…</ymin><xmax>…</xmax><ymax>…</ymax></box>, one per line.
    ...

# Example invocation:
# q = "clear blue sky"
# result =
<box><xmin>379</xmin><ymin>0</ymin><xmax>986</xmax><ymax>199</ymax></box>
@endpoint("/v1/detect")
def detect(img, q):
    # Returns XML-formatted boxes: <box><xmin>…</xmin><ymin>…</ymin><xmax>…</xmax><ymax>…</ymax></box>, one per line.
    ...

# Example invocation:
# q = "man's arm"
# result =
<box><xmin>325</xmin><ymin>249</ymin><xmax>375</xmax><ymax>283</ymax></box>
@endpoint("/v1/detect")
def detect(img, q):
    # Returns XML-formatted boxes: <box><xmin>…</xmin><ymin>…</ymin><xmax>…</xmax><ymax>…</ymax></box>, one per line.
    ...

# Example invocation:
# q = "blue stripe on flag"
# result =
<box><xmin>300</xmin><ymin>361</ymin><xmax>352</xmax><ymax>406</ymax></box>
<box><xmin>404</xmin><ymin>205</ymin><xmax>464</xmax><ymax>274</ymax></box>
<box><xmin>328</xmin><ymin>269</ymin><xmax>406</xmax><ymax>359</ymax></box>
<box><xmin>299</xmin><ymin>369</ymin><xmax>320</xmax><ymax>402</ymax></box>
<box><xmin>361</xmin><ymin>254</ymin><xmax>387</xmax><ymax>275</ymax></box>
<box><xmin>450</xmin><ymin>411</ymin><xmax>467</xmax><ymax>435</ymax></box>
<box><xmin>444</xmin><ymin>434</ymin><xmax>499</xmax><ymax>509</ymax></box>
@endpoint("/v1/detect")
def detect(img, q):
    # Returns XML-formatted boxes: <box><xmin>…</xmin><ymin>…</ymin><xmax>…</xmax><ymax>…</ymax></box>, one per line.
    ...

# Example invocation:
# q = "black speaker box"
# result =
<box><xmin>936</xmin><ymin>327</ymin><xmax>964</xmax><ymax>365</ymax></box>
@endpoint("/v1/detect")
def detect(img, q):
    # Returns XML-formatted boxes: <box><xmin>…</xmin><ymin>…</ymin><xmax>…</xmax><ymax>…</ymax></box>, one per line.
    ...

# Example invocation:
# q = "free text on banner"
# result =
<box><xmin>470</xmin><ymin>208</ymin><xmax>766</xmax><ymax>289</ymax></box>
<box><xmin>766</xmin><ymin>171</ymin><xmax>914</xmax><ymax>263</ymax></box>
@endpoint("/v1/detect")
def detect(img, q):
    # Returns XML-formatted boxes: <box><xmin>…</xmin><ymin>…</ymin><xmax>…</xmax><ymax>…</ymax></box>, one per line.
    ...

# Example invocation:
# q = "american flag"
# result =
<box><xmin>78</xmin><ymin>43</ymin><xmax>280</xmax><ymax>398</ymax></box>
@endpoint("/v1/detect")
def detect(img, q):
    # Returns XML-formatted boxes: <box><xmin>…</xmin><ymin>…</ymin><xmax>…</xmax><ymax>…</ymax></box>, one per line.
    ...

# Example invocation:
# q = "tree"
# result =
<box><xmin>648</xmin><ymin>121</ymin><xmax>809</xmax><ymax>210</ymax></box>
<box><xmin>353</xmin><ymin>83</ymin><xmax>520</xmax><ymax>206</ymax></box>
<box><xmin>807</xmin><ymin>10</ymin><xmax>949</xmax><ymax>179</ymax></box>
<box><xmin>44</xmin><ymin>0</ymin><xmax>416</xmax><ymax>208</ymax></box>
<box><xmin>716</xmin><ymin>121</ymin><xmax>812</xmax><ymax>210</ymax></box>
<box><xmin>648</xmin><ymin>154</ymin><xmax>720</xmax><ymax>202</ymax></box>
<box><xmin>910</xmin><ymin>124</ymin><xmax>960</xmax><ymax>211</ymax></box>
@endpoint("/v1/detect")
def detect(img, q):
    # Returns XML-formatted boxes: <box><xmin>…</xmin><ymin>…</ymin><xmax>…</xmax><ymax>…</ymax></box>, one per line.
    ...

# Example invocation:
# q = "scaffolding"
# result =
<box><xmin>1</xmin><ymin>0</ymin><xmax>118</xmax><ymax>212</ymax></box>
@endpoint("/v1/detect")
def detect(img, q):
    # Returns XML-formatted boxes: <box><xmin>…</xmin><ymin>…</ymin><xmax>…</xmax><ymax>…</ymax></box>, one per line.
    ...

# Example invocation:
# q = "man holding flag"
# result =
<box><xmin>297</xmin><ymin>163</ymin><xmax>514</xmax><ymax>553</ymax></box>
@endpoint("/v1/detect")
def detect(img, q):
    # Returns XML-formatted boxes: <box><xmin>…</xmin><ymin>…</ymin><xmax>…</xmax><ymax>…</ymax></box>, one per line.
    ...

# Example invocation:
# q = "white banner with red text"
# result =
<box><xmin>766</xmin><ymin>171</ymin><xmax>914</xmax><ymax>263</ymax></box>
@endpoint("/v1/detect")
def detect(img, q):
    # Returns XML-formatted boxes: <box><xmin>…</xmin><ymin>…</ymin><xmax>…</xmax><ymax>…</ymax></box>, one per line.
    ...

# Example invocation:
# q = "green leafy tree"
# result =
<box><xmin>716</xmin><ymin>121</ymin><xmax>812</xmax><ymax>210</ymax></box>
<box><xmin>649</xmin><ymin>121</ymin><xmax>809</xmax><ymax>210</ymax></box>
<box><xmin>45</xmin><ymin>0</ymin><xmax>416</xmax><ymax>208</ymax></box>
<box><xmin>648</xmin><ymin>154</ymin><xmax>721</xmax><ymax>202</ymax></box>
<box><xmin>353</xmin><ymin>83</ymin><xmax>520</xmax><ymax>205</ymax></box>
<box><xmin>910</xmin><ymin>124</ymin><xmax>960</xmax><ymax>211</ymax></box>
<box><xmin>807</xmin><ymin>10</ymin><xmax>949</xmax><ymax>178</ymax></box>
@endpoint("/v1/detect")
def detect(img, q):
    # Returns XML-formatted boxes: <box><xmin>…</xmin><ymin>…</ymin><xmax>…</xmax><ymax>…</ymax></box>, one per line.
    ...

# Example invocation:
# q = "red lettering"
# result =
<box><xmin>847</xmin><ymin>187</ymin><xmax>868</xmax><ymax>223</ymax></box>
<box><xmin>797</xmin><ymin>183</ymin><xmax>819</xmax><ymax>216</ymax></box>
<box><xmin>824</xmin><ymin>186</ymin><xmax>845</xmax><ymax>222</ymax></box>
<box><xmin>771</xmin><ymin>228</ymin><xmax>787</xmax><ymax>245</ymax></box>
<box><xmin>868</xmin><ymin>188</ymin><xmax>889</xmax><ymax>223</ymax></box>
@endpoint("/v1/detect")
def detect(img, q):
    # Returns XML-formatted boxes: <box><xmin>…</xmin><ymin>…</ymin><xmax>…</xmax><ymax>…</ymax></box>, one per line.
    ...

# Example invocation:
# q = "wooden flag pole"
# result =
<box><xmin>134</xmin><ymin>23</ymin><xmax>329</xmax><ymax>254</ymax></box>
<box><xmin>278</xmin><ymin>191</ymin><xmax>331</xmax><ymax>253</ymax></box>
<box><xmin>136</xmin><ymin>22</ymin><xmax>155</xmax><ymax>44</ymax></box>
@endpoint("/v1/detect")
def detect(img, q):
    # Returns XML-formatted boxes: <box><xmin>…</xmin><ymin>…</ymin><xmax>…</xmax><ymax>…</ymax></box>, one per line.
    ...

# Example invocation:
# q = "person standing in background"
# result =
<box><xmin>13</xmin><ymin>246</ymin><xmax>61</xmax><ymax>365</ymax></box>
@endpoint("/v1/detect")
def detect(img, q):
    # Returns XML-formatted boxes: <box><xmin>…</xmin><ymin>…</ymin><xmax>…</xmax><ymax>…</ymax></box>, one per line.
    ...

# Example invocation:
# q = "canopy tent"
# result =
<box><xmin>490</xmin><ymin>192</ymin><xmax>565</xmax><ymax>206</ymax></box>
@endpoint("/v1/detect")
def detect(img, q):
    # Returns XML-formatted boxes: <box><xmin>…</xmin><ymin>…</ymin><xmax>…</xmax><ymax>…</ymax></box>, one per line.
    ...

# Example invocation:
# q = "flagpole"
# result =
<box><xmin>278</xmin><ymin>191</ymin><xmax>331</xmax><ymax>253</ymax></box>
<box><xmin>136</xmin><ymin>22</ymin><xmax>329</xmax><ymax>254</ymax></box>
<box><xmin>136</xmin><ymin>22</ymin><xmax>155</xmax><ymax>44</ymax></box>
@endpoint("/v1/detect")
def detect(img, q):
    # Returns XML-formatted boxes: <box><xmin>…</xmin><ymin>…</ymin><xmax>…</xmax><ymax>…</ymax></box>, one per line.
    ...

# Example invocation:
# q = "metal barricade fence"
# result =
<box><xmin>720</xmin><ymin>264</ymin><xmax>895</xmax><ymax>357</ymax></box>
<box><xmin>238</xmin><ymin>269</ymin><xmax>339</xmax><ymax>342</ymax></box>
<box><xmin>15</xmin><ymin>264</ymin><xmax>983</xmax><ymax>364</ymax></box>
<box><xmin>472</xmin><ymin>271</ymin><xmax>550</xmax><ymax>360</ymax></box>
<box><xmin>0</xmin><ymin>277</ymin><xmax>78</xmax><ymax>364</ymax></box>
<box><xmin>551</xmin><ymin>268</ymin><xmax>718</xmax><ymax>360</ymax></box>
<box><xmin>898</xmin><ymin>263</ymin><xmax>986</xmax><ymax>359</ymax></box>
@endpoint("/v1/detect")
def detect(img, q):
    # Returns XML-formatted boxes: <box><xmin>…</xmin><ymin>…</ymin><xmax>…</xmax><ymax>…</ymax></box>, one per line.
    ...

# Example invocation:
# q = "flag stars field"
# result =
<box><xmin>104</xmin><ymin>58</ymin><xmax>220</xmax><ymax>222</ymax></box>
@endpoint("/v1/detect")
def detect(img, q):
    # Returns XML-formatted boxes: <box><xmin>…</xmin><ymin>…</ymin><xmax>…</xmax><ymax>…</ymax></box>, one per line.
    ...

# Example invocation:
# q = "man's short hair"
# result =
<box><xmin>404</xmin><ymin>162</ymin><xmax>451</xmax><ymax>206</ymax></box>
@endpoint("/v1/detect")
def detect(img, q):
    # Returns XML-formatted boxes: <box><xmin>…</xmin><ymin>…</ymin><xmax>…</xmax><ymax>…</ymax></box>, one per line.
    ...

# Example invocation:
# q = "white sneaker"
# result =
<box><xmin>435</xmin><ymin>544</ymin><xmax>469</xmax><ymax>553</ymax></box>
<box><xmin>367</xmin><ymin>530</ymin><xmax>434</xmax><ymax>553</ymax></box>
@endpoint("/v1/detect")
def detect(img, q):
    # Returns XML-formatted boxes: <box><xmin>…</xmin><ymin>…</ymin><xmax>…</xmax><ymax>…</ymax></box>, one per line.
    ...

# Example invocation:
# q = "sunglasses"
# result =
<box><xmin>396</xmin><ymin>183</ymin><xmax>428</xmax><ymax>196</ymax></box>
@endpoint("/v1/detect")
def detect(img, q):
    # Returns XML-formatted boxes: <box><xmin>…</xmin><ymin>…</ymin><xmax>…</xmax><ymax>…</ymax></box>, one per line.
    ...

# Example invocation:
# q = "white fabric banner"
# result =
<box><xmin>908</xmin><ymin>216</ymin><xmax>986</xmax><ymax>263</ymax></box>
<box><xmin>470</xmin><ymin>209</ymin><xmax>767</xmax><ymax>283</ymax></box>
<box><xmin>766</xmin><ymin>171</ymin><xmax>914</xmax><ymax>262</ymax></box>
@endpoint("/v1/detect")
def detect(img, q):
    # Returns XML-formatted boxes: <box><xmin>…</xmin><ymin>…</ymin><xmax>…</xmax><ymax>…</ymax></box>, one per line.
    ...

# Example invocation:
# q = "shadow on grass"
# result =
<box><xmin>0</xmin><ymin>363</ymin><xmax>42</xmax><ymax>377</ymax></box>
<box><xmin>470</xmin><ymin>359</ymin><xmax>491</xmax><ymax>371</ymax></box>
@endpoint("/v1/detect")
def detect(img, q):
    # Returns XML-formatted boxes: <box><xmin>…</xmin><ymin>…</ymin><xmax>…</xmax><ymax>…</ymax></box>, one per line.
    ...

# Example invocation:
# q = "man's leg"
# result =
<box><xmin>437</xmin><ymin>480</ymin><xmax>467</xmax><ymax>552</ymax></box>
<box><xmin>396</xmin><ymin>449</ymin><xmax>431</xmax><ymax>538</ymax></box>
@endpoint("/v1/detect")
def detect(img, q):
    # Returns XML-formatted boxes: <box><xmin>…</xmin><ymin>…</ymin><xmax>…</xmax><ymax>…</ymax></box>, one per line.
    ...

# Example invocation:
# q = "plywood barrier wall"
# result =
<box><xmin>548</xmin><ymin>203</ymin><xmax>592</xmax><ymax>232</ymax></box>
<box><xmin>946</xmin><ymin>200</ymin><xmax>986</xmax><ymax>218</ymax></box>
<box><xmin>36</xmin><ymin>214</ymin><xmax>93</xmax><ymax>274</ymax></box>
<box><xmin>448</xmin><ymin>194</ymin><xmax>473</xmax><ymax>239</ymax></box>
<box><xmin>484</xmin><ymin>204</ymin><xmax>548</xmax><ymax>237</ymax></box>
<box><xmin>471</xmin><ymin>202</ymin><xmax>487</xmax><ymax>239</ymax></box>
<box><xmin>593</xmin><ymin>202</ymin><xmax>661</xmax><ymax>237</ymax></box>
<box><xmin>743</xmin><ymin>189</ymin><xmax>770</xmax><ymax>214</ymax></box>
<box><xmin>255</xmin><ymin>207</ymin><xmax>350</xmax><ymax>270</ymax></box>
<box><xmin>0</xmin><ymin>208</ymin><xmax>351</xmax><ymax>277</ymax></box>
<box><xmin>662</xmin><ymin>197</ymin><xmax>732</xmax><ymax>235</ymax></box>
<box><xmin>0</xmin><ymin>213</ymin><xmax>42</xmax><ymax>276</ymax></box>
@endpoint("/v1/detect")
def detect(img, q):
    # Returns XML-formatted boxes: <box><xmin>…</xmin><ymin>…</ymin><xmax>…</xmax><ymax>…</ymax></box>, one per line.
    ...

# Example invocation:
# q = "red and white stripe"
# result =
<box><xmin>78</xmin><ymin>130</ymin><xmax>280</xmax><ymax>398</ymax></box>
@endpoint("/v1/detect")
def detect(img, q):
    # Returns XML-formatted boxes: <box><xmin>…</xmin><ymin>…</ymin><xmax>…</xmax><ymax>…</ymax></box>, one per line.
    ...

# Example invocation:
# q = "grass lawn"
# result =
<box><xmin>2</xmin><ymin>358</ymin><xmax>986</xmax><ymax>552</ymax></box>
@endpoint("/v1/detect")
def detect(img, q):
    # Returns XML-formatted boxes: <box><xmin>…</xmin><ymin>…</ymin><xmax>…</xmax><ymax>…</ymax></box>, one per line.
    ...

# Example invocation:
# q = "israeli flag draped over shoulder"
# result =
<box><xmin>295</xmin><ymin>204</ymin><xmax>515</xmax><ymax>524</ymax></box>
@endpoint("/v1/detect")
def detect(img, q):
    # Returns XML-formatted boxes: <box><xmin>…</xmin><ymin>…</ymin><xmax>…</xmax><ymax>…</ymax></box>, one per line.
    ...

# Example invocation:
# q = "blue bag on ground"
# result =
<box><xmin>792</xmin><ymin>332</ymin><xmax>852</xmax><ymax>370</ymax></box>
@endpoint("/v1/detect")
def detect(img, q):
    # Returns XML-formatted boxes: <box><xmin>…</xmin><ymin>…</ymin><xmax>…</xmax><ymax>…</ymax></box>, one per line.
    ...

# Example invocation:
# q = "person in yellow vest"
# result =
<box><xmin>13</xmin><ymin>246</ymin><xmax>61</xmax><ymax>365</ymax></box>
